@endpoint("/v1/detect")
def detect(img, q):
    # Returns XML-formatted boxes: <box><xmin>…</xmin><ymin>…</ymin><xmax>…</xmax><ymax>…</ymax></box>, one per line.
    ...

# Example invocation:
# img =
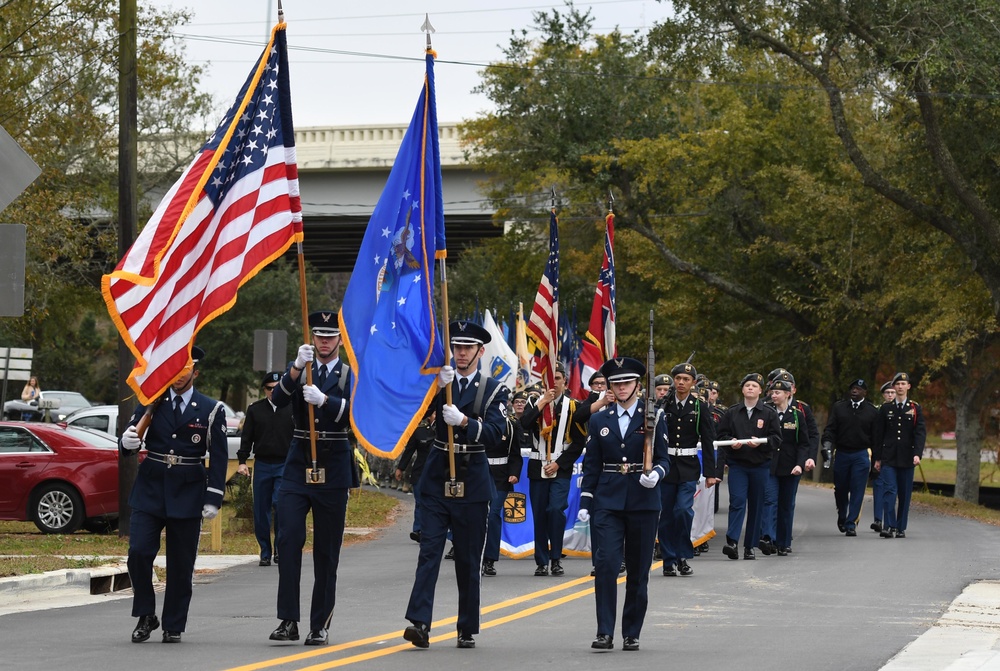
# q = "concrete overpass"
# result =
<box><xmin>287</xmin><ymin>122</ymin><xmax>500</xmax><ymax>273</ymax></box>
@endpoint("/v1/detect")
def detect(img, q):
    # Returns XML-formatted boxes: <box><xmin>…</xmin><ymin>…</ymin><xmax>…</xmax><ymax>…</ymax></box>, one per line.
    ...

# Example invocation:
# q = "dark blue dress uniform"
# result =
<box><xmin>404</xmin><ymin>367</ymin><xmax>509</xmax><ymax>641</ymax></box>
<box><xmin>579</xmin><ymin>358</ymin><xmax>669</xmax><ymax>648</ymax></box>
<box><xmin>658</xmin><ymin>382</ymin><xmax>716</xmax><ymax>572</ymax></box>
<box><xmin>483</xmin><ymin>414</ymin><xmax>523</xmax><ymax>566</ymax></box>
<box><xmin>271</xmin><ymin>356</ymin><xmax>358</xmax><ymax>635</ymax></box>
<box><xmin>123</xmin><ymin>387</ymin><xmax>228</xmax><ymax>635</ymax></box>
<box><xmin>762</xmin><ymin>397</ymin><xmax>811</xmax><ymax>551</ymax></box>
<box><xmin>873</xmin><ymin>380</ymin><xmax>926</xmax><ymax>536</ymax></box>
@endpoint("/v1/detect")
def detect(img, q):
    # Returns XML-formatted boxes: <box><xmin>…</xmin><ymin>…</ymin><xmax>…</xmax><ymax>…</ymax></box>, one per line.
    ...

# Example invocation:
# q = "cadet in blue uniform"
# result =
<box><xmin>821</xmin><ymin>379</ymin><xmax>878</xmax><ymax>536</ymax></box>
<box><xmin>520</xmin><ymin>363</ymin><xmax>586</xmax><ymax>576</ymax></box>
<box><xmin>873</xmin><ymin>372</ymin><xmax>926</xmax><ymax>538</ymax></box>
<box><xmin>657</xmin><ymin>362</ymin><xmax>717</xmax><ymax>577</ymax></box>
<box><xmin>577</xmin><ymin>357</ymin><xmax>669</xmax><ymax>651</ymax></box>
<box><xmin>763</xmin><ymin>378</ymin><xmax>811</xmax><ymax>554</ymax></box>
<box><xmin>268</xmin><ymin>310</ymin><xmax>358</xmax><ymax>646</ymax></box>
<box><xmin>403</xmin><ymin>321</ymin><xmax>510</xmax><ymax>650</ymax></box>
<box><xmin>120</xmin><ymin>345</ymin><xmax>228</xmax><ymax>644</ymax></box>
<box><xmin>482</xmin><ymin>393</ymin><xmax>523</xmax><ymax>577</ymax></box>
<box><xmin>716</xmin><ymin>373</ymin><xmax>781</xmax><ymax>560</ymax></box>
<box><xmin>871</xmin><ymin>381</ymin><xmax>897</xmax><ymax>532</ymax></box>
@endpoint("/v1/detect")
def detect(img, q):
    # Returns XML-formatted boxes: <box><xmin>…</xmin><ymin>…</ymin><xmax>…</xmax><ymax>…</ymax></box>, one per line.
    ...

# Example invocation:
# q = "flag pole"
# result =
<box><xmin>423</xmin><ymin>15</ymin><xmax>461</xmax><ymax>497</ymax></box>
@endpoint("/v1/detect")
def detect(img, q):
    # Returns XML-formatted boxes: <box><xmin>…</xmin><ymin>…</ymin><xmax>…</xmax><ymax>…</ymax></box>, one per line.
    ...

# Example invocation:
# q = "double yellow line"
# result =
<box><xmin>223</xmin><ymin>568</ymin><xmax>641</xmax><ymax>671</ymax></box>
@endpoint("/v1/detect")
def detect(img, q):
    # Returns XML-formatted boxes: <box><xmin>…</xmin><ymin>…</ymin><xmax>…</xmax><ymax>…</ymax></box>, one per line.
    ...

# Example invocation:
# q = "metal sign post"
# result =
<box><xmin>0</xmin><ymin>347</ymin><xmax>33</xmax><ymax>407</ymax></box>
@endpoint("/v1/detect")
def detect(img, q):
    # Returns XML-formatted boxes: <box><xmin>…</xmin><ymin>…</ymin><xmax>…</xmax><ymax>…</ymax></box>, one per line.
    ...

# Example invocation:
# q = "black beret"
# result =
<box><xmin>654</xmin><ymin>374</ymin><xmax>673</xmax><ymax>387</ymax></box>
<box><xmin>880</xmin><ymin>381</ymin><xmax>894</xmax><ymax>393</ymax></box>
<box><xmin>262</xmin><ymin>371</ymin><xmax>282</xmax><ymax>386</ymax></box>
<box><xmin>740</xmin><ymin>372</ymin><xmax>765</xmax><ymax>389</ymax></box>
<box><xmin>770</xmin><ymin>379</ymin><xmax>793</xmax><ymax>392</ymax></box>
<box><xmin>671</xmin><ymin>362</ymin><xmax>697</xmax><ymax>378</ymax></box>
<box><xmin>588</xmin><ymin>370</ymin><xmax>606</xmax><ymax>386</ymax></box>
<box><xmin>892</xmin><ymin>372</ymin><xmax>910</xmax><ymax>384</ymax></box>
<box><xmin>848</xmin><ymin>378</ymin><xmax>867</xmax><ymax>390</ymax></box>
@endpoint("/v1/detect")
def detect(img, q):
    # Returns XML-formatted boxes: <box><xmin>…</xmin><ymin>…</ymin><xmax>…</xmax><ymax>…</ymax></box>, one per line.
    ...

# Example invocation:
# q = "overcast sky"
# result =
<box><xmin>148</xmin><ymin>0</ymin><xmax>674</xmax><ymax>127</ymax></box>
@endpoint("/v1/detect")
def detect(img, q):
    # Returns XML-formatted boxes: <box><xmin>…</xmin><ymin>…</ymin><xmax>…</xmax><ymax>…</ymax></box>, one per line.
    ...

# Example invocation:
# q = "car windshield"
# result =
<box><xmin>63</xmin><ymin>425</ymin><xmax>119</xmax><ymax>449</ymax></box>
<box><xmin>44</xmin><ymin>392</ymin><xmax>91</xmax><ymax>408</ymax></box>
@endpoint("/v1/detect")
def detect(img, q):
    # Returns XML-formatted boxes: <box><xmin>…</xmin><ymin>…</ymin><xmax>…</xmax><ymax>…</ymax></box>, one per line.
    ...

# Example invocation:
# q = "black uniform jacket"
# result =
<box><xmin>873</xmin><ymin>399</ymin><xmax>926</xmax><ymax>468</ymax></box>
<box><xmin>767</xmin><ymin>403</ymin><xmax>811</xmax><ymax>476</ymax></box>
<box><xmin>662</xmin><ymin>391</ymin><xmax>717</xmax><ymax>482</ymax></box>
<box><xmin>716</xmin><ymin>400</ymin><xmax>781</xmax><ymax>474</ymax></box>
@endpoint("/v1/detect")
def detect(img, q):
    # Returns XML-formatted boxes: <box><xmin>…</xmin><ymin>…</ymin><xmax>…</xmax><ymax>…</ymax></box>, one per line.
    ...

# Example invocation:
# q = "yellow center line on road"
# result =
<box><xmin>222</xmin><ymin>567</ymin><xmax>651</xmax><ymax>671</ymax></box>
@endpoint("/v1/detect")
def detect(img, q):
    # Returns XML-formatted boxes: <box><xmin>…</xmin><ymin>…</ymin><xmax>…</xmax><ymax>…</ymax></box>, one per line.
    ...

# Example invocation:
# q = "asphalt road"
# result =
<box><xmin>2</xmin><ymin>483</ymin><xmax>999</xmax><ymax>671</ymax></box>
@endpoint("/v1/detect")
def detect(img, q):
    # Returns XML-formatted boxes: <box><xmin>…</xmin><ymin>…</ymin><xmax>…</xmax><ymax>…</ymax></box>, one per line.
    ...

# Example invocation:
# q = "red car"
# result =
<box><xmin>0</xmin><ymin>421</ymin><xmax>129</xmax><ymax>534</ymax></box>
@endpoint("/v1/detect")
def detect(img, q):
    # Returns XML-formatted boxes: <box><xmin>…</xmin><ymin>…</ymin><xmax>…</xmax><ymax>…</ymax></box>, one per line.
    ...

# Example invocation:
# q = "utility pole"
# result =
<box><xmin>117</xmin><ymin>0</ymin><xmax>138</xmax><ymax>538</ymax></box>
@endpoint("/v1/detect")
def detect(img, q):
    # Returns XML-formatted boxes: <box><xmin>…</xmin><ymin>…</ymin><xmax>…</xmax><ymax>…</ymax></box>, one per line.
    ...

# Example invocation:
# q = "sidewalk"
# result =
<box><xmin>881</xmin><ymin>580</ymin><xmax>1000</xmax><ymax>670</ymax></box>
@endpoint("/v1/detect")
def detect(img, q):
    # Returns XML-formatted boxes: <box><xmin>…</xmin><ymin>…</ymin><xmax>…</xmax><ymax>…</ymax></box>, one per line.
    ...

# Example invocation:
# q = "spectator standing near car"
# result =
<box><xmin>119</xmin><ymin>345</ymin><xmax>228</xmax><ymax>644</ymax></box>
<box><xmin>237</xmin><ymin>372</ymin><xmax>294</xmax><ymax>567</ymax></box>
<box><xmin>20</xmin><ymin>376</ymin><xmax>41</xmax><ymax>402</ymax></box>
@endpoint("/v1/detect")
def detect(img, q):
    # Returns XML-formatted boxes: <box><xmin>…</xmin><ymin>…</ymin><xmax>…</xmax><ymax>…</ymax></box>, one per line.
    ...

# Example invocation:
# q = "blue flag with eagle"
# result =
<box><xmin>339</xmin><ymin>51</ymin><xmax>445</xmax><ymax>459</ymax></box>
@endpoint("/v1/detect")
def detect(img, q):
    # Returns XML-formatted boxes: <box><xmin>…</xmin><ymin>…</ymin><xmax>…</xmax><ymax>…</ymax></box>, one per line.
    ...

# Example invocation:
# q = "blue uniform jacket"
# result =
<box><xmin>272</xmin><ymin>359</ymin><xmax>359</xmax><ymax>491</ymax></box>
<box><xmin>579</xmin><ymin>400</ymin><xmax>670</xmax><ymax>513</ymax></box>
<box><xmin>122</xmin><ymin>389</ymin><xmax>229</xmax><ymax>519</ymax></box>
<box><xmin>420</xmin><ymin>371</ymin><xmax>509</xmax><ymax>503</ymax></box>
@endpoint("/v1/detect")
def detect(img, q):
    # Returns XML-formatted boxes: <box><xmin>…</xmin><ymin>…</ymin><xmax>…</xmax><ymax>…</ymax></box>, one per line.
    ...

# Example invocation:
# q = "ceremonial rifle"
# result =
<box><xmin>643</xmin><ymin>310</ymin><xmax>655</xmax><ymax>474</ymax></box>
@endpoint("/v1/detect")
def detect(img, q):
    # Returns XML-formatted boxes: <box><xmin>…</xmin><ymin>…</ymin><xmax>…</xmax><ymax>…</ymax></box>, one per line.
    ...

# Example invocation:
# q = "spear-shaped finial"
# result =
<box><xmin>422</xmin><ymin>14</ymin><xmax>435</xmax><ymax>50</ymax></box>
<box><xmin>550</xmin><ymin>186</ymin><xmax>556</xmax><ymax>211</ymax></box>
<box><xmin>277</xmin><ymin>0</ymin><xmax>284</xmax><ymax>22</ymax></box>
<box><xmin>608</xmin><ymin>188</ymin><xmax>615</xmax><ymax>214</ymax></box>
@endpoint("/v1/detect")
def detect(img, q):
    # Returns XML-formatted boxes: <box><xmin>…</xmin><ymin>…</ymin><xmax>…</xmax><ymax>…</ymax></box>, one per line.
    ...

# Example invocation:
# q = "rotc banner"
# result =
<box><xmin>500</xmin><ymin>453</ymin><xmax>591</xmax><ymax>558</ymax></box>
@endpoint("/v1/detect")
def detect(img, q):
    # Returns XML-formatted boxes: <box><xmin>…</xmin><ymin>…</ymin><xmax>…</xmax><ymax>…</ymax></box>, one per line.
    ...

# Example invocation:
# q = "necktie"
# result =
<box><xmin>677</xmin><ymin>401</ymin><xmax>683</xmax><ymax>412</ymax></box>
<box><xmin>853</xmin><ymin>402</ymin><xmax>859</xmax><ymax>410</ymax></box>
<box><xmin>778</xmin><ymin>411</ymin><xmax>784</xmax><ymax>422</ymax></box>
<box><xmin>317</xmin><ymin>365</ymin><xmax>327</xmax><ymax>387</ymax></box>
<box><xmin>459</xmin><ymin>378</ymin><xmax>468</xmax><ymax>395</ymax></box>
<box><xmin>173</xmin><ymin>395</ymin><xmax>183</xmax><ymax>424</ymax></box>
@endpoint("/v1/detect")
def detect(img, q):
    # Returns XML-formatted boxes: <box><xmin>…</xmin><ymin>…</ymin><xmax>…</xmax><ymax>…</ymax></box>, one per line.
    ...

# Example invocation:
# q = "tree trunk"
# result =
<box><xmin>952</xmin><ymin>382</ymin><xmax>985</xmax><ymax>504</ymax></box>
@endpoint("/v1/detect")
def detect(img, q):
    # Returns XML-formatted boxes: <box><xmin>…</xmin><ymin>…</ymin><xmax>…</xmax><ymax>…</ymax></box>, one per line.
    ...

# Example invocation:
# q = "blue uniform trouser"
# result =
<box><xmin>726</xmin><ymin>462</ymin><xmax>769</xmax><ymax>549</ymax></box>
<box><xmin>484</xmin><ymin>486</ymin><xmax>508</xmax><ymax>562</ymax></box>
<box><xmin>881</xmin><ymin>465</ymin><xmax>915</xmax><ymax>531</ymax></box>
<box><xmin>529</xmin><ymin>476</ymin><xmax>570</xmax><ymax>566</ymax></box>
<box><xmin>252</xmin><ymin>460</ymin><xmax>284</xmax><ymax>560</ymax></box>
<box><xmin>127</xmin><ymin>510</ymin><xmax>201</xmax><ymax>632</ymax></box>
<box><xmin>871</xmin><ymin>461</ymin><xmax>886</xmax><ymax>524</ymax></box>
<box><xmin>833</xmin><ymin>450</ymin><xmax>870</xmax><ymax>531</ymax></box>
<box><xmin>592</xmin><ymin>508</ymin><xmax>657</xmax><ymax>639</ymax></box>
<box><xmin>411</xmin><ymin>478</ymin><xmax>424</xmax><ymax>534</ymax></box>
<box><xmin>406</xmin><ymin>494</ymin><xmax>488</xmax><ymax>634</ymax></box>
<box><xmin>656</xmin><ymin>480</ymin><xmax>696</xmax><ymax>562</ymax></box>
<box><xmin>761</xmin><ymin>473</ymin><xmax>778</xmax><ymax>541</ymax></box>
<box><xmin>275</xmin><ymin>487</ymin><xmax>348</xmax><ymax>632</ymax></box>
<box><xmin>775</xmin><ymin>474</ymin><xmax>801</xmax><ymax>549</ymax></box>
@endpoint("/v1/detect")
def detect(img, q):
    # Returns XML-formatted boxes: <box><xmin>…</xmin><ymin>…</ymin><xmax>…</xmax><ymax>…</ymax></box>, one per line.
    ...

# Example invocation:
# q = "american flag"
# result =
<box><xmin>579</xmin><ymin>212</ymin><xmax>617</xmax><ymax>387</ymax></box>
<box><xmin>526</xmin><ymin>209</ymin><xmax>560</xmax><ymax>425</ymax></box>
<box><xmin>102</xmin><ymin>24</ymin><xmax>301</xmax><ymax>405</ymax></box>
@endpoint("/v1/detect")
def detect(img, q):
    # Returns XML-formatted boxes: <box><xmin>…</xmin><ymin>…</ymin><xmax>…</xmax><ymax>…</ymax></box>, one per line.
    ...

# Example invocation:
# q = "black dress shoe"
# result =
<box><xmin>677</xmin><ymin>559</ymin><xmax>693</xmax><ymax>576</ymax></box>
<box><xmin>846</xmin><ymin>528</ymin><xmax>857</xmax><ymax>537</ymax></box>
<box><xmin>269</xmin><ymin>619</ymin><xmax>299</xmax><ymax>641</ymax></box>
<box><xmin>409</xmin><ymin>531</ymin><xmax>421</xmax><ymax>543</ymax></box>
<box><xmin>162</xmin><ymin>630</ymin><xmax>181</xmax><ymax>643</ymax></box>
<box><xmin>776</xmin><ymin>547</ymin><xmax>788</xmax><ymax>556</ymax></box>
<box><xmin>273</xmin><ymin>553</ymin><xmax>279</xmax><ymax>564</ymax></box>
<box><xmin>534</xmin><ymin>564</ymin><xmax>548</xmax><ymax>576</ymax></box>
<box><xmin>723</xmin><ymin>542</ymin><xmax>739</xmax><ymax>560</ymax></box>
<box><xmin>758</xmin><ymin>537</ymin><xmax>775</xmax><ymax>555</ymax></box>
<box><xmin>482</xmin><ymin>559</ymin><xmax>496</xmax><ymax>576</ymax></box>
<box><xmin>871</xmin><ymin>521</ymin><xmax>883</xmax><ymax>533</ymax></box>
<box><xmin>619</xmin><ymin>560</ymin><xmax>626</xmax><ymax>575</ymax></box>
<box><xmin>837</xmin><ymin>520</ymin><xmax>846</xmax><ymax>533</ymax></box>
<box><xmin>456</xmin><ymin>632</ymin><xmax>475</xmax><ymax>649</ymax></box>
<box><xmin>653</xmin><ymin>543</ymin><xmax>662</xmax><ymax>560</ymax></box>
<box><xmin>550</xmin><ymin>560</ymin><xmax>564</xmax><ymax>576</ymax></box>
<box><xmin>622</xmin><ymin>636</ymin><xmax>639</xmax><ymax>651</ymax></box>
<box><xmin>444</xmin><ymin>546</ymin><xmax>455</xmax><ymax>560</ymax></box>
<box><xmin>895</xmin><ymin>530</ymin><xmax>906</xmax><ymax>538</ymax></box>
<box><xmin>259</xmin><ymin>557</ymin><xmax>271</xmax><ymax>566</ymax></box>
<box><xmin>881</xmin><ymin>527</ymin><xmax>896</xmax><ymax>538</ymax></box>
<box><xmin>743</xmin><ymin>548</ymin><xmax>756</xmax><ymax>560</ymax></box>
<box><xmin>404</xmin><ymin>622</ymin><xmax>430</xmax><ymax>648</ymax></box>
<box><xmin>591</xmin><ymin>634</ymin><xmax>614</xmax><ymax>650</ymax></box>
<box><xmin>662</xmin><ymin>563</ymin><xmax>677</xmax><ymax>577</ymax></box>
<box><xmin>304</xmin><ymin>629</ymin><xmax>328</xmax><ymax>646</ymax></box>
<box><xmin>590</xmin><ymin>567</ymin><xmax>596</xmax><ymax>576</ymax></box>
<box><xmin>131</xmin><ymin>614</ymin><xmax>159</xmax><ymax>643</ymax></box>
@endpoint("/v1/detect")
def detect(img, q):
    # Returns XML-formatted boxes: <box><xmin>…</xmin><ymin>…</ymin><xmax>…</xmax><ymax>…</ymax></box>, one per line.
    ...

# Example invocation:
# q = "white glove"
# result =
<box><xmin>441</xmin><ymin>404</ymin><xmax>465</xmax><ymax>426</ymax></box>
<box><xmin>437</xmin><ymin>365</ymin><xmax>455</xmax><ymax>388</ymax></box>
<box><xmin>302</xmin><ymin>384</ymin><xmax>327</xmax><ymax>407</ymax></box>
<box><xmin>577</xmin><ymin>508</ymin><xmax>590</xmax><ymax>523</ymax></box>
<box><xmin>202</xmin><ymin>504</ymin><xmax>219</xmax><ymax>519</ymax></box>
<box><xmin>639</xmin><ymin>470</ymin><xmax>660</xmax><ymax>488</ymax></box>
<box><xmin>122</xmin><ymin>426</ymin><xmax>142</xmax><ymax>451</ymax></box>
<box><xmin>294</xmin><ymin>344</ymin><xmax>314</xmax><ymax>370</ymax></box>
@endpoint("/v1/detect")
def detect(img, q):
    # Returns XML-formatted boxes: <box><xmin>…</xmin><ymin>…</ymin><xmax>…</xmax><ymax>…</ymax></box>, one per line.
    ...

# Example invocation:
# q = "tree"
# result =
<box><xmin>461</xmin><ymin>5</ymin><xmax>997</xmax><ymax>501</ymax></box>
<box><xmin>0</xmin><ymin>1</ymin><xmax>213</xmax><ymax>403</ymax></box>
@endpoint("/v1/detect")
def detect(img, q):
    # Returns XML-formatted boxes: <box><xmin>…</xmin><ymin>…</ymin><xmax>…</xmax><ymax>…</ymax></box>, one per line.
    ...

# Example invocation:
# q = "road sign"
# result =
<box><xmin>0</xmin><ymin>224</ymin><xmax>26</xmax><ymax>316</ymax></box>
<box><xmin>253</xmin><ymin>330</ymin><xmax>287</xmax><ymax>372</ymax></box>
